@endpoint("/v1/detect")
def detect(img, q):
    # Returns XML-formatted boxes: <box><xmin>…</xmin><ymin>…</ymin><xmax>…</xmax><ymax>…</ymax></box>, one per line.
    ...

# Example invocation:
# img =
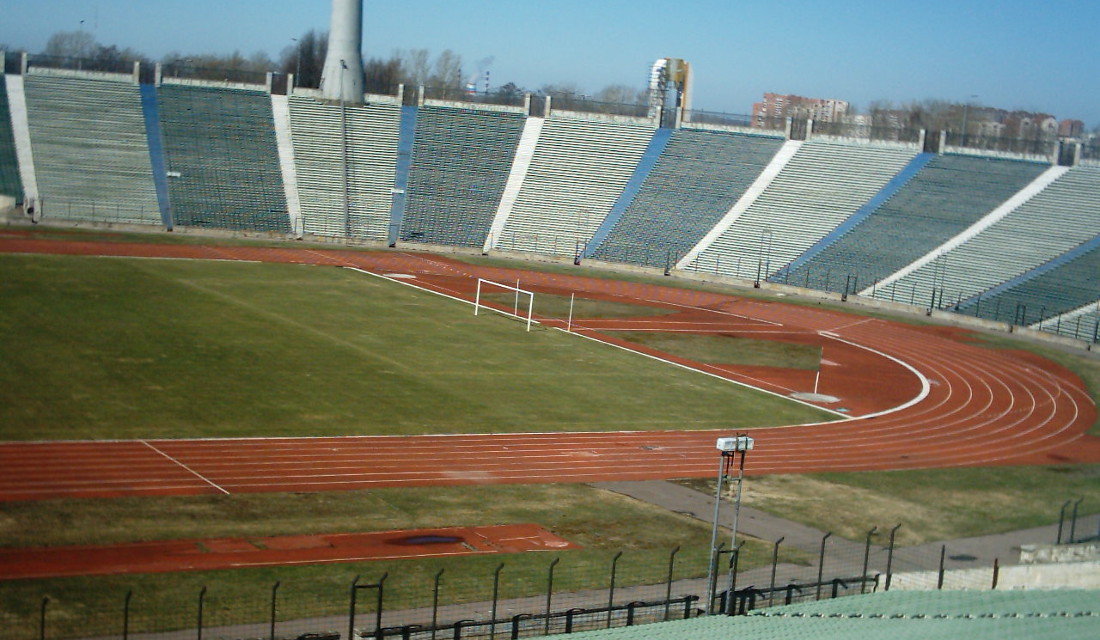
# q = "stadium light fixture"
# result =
<box><xmin>706</xmin><ymin>435</ymin><xmax>754</xmax><ymax>614</ymax></box>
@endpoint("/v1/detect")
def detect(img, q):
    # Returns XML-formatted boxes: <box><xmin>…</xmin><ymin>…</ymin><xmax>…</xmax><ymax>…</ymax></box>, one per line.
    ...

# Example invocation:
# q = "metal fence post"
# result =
<box><xmin>1070</xmin><ymin>498</ymin><xmax>1083</xmax><ymax>543</ymax></box>
<box><xmin>123</xmin><ymin>590</ymin><xmax>133</xmax><ymax>640</ymax></box>
<box><xmin>607</xmin><ymin>551</ymin><xmax>622</xmax><ymax>628</ymax></box>
<box><xmin>937</xmin><ymin>545</ymin><xmax>946</xmax><ymax>589</ymax></box>
<box><xmin>490</xmin><ymin>562</ymin><xmax>505</xmax><ymax>640</ymax></box>
<box><xmin>564</xmin><ymin>608</ymin><xmax>585</xmax><ymax>634</ymax></box>
<box><xmin>349</xmin><ymin>573</ymin><xmax>388</xmax><ymax>640</ymax></box>
<box><xmin>1057</xmin><ymin>500</ymin><xmax>1071</xmax><ymax>543</ymax></box>
<box><xmin>374</xmin><ymin>573</ymin><xmax>388</xmax><ymax>640</ymax></box>
<box><xmin>544</xmin><ymin>557</ymin><xmax>559</xmax><ymax>635</ymax></box>
<box><xmin>348</xmin><ymin>574</ymin><xmax>360</xmax><ymax>640</ymax></box>
<box><xmin>510</xmin><ymin>614</ymin><xmax>530</xmax><ymax>640</ymax></box>
<box><xmin>885</xmin><ymin>524</ymin><xmax>902</xmax><ymax>591</ymax></box>
<box><xmin>861</xmin><ymin>526</ymin><xmax>877</xmax><ymax>594</ymax></box>
<box><xmin>197</xmin><ymin>586</ymin><xmax>206</xmax><ymax>640</ymax></box>
<box><xmin>40</xmin><ymin>596</ymin><xmax>49</xmax><ymax>640</ymax></box>
<box><xmin>729</xmin><ymin>541</ymin><xmax>745</xmax><ymax>607</ymax></box>
<box><xmin>431</xmin><ymin>569</ymin><xmax>444</xmax><ymax>640</ymax></box>
<box><xmin>664</xmin><ymin>545</ymin><xmax>680</xmax><ymax>620</ymax></box>
<box><xmin>270</xmin><ymin>581</ymin><xmax>280</xmax><ymax>640</ymax></box>
<box><xmin>815</xmin><ymin>532</ymin><xmax>832</xmax><ymax>600</ymax></box>
<box><xmin>768</xmin><ymin>537</ymin><xmax>784</xmax><ymax>606</ymax></box>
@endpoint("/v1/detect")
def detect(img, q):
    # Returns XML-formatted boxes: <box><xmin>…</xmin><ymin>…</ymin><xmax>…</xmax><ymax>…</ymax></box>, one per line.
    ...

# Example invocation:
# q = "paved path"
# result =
<box><xmin>594</xmin><ymin>479</ymin><xmax>1091</xmax><ymax>593</ymax></box>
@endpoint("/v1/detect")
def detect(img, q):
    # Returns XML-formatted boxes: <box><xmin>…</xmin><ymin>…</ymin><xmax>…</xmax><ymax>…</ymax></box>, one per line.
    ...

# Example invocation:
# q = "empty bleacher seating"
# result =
<box><xmin>288</xmin><ymin>94</ymin><xmax>400</xmax><ymax>241</ymax></box>
<box><xmin>400</xmin><ymin>105</ymin><xmax>525</xmax><ymax>247</ymax></box>
<box><xmin>23</xmin><ymin>74</ymin><xmax>159</xmax><ymax>223</ymax></box>
<box><xmin>689</xmin><ymin>140</ymin><xmax>916</xmax><ymax>281</ymax></box>
<box><xmin>956</xmin><ymin>238</ymin><xmax>1100</xmax><ymax>329</ymax></box>
<box><xmin>158</xmin><ymin>84</ymin><xmax>288</xmax><ymax>232</ymax></box>
<box><xmin>886</xmin><ymin>165</ymin><xmax>1100</xmax><ymax>311</ymax></box>
<box><xmin>0</xmin><ymin>75</ymin><xmax>22</xmax><ymax>203</ymax></box>
<box><xmin>592</xmin><ymin>128</ymin><xmax>785</xmax><ymax>268</ymax></box>
<box><xmin>495</xmin><ymin>114</ymin><xmax>653</xmax><ymax>257</ymax></box>
<box><xmin>790</xmin><ymin>154</ymin><xmax>1048</xmax><ymax>293</ymax></box>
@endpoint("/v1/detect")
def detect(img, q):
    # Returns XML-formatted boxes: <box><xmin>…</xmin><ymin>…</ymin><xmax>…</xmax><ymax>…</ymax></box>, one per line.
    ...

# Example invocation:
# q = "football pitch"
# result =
<box><xmin>0</xmin><ymin>253</ymin><xmax>834</xmax><ymax>442</ymax></box>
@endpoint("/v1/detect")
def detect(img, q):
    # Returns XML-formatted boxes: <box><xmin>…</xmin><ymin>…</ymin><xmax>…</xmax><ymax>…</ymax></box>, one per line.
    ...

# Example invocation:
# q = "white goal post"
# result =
<box><xmin>474</xmin><ymin>278</ymin><xmax>535</xmax><ymax>332</ymax></box>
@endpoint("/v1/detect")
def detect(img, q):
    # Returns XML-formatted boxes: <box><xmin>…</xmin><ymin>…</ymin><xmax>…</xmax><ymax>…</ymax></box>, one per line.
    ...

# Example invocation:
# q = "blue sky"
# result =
<box><xmin>3</xmin><ymin>0</ymin><xmax>1098</xmax><ymax>127</ymax></box>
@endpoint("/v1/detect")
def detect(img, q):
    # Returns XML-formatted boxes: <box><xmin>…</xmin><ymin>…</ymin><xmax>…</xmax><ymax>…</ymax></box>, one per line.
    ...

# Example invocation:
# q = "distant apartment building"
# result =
<box><xmin>752</xmin><ymin>92</ymin><xmax>849</xmax><ymax>127</ymax></box>
<box><xmin>1059</xmin><ymin>119</ymin><xmax>1085</xmax><ymax>138</ymax></box>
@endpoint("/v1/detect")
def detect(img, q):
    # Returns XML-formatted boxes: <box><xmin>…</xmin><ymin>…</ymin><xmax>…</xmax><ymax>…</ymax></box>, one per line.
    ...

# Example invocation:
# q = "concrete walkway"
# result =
<box><xmin>593</xmin><ymin>479</ymin><xmax>1086</xmax><ymax>593</ymax></box>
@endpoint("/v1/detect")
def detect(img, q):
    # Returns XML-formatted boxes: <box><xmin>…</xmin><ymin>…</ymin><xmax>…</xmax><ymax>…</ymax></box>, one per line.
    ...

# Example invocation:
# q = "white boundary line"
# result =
<box><xmin>343</xmin><ymin>266</ymin><xmax>852</xmax><ymax>419</ymax></box>
<box><xmin>817</xmin><ymin>330</ymin><xmax>931</xmax><ymax>420</ymax></box>
<box><xmin>140</xmin><ymin>440</ymin><xmax>231</xmax><ymax>495</ymax></box>
<box><xmin>342</xmin><ymin>266</ymin><xmax>544</xmax><ymax>329</ymax></box>
<box><xmin>558</xmin><ymin>326</ymin><xmax>854</xmax><ymax>420</ymax></box>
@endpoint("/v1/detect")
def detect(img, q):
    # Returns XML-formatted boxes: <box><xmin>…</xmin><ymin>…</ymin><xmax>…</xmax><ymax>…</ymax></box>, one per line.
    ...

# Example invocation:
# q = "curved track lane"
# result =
<box><xmin>0</xmin><ymin>237</ymin><xmax>1097</xmax><ymax>502</ymax></box>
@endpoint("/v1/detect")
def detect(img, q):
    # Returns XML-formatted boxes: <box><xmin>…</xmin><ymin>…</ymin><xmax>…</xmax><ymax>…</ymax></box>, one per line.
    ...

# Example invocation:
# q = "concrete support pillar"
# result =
<box><xmin>319</xmin><ymin>0</ymin><xmax>365</xmax><ymax>103</ymax></box>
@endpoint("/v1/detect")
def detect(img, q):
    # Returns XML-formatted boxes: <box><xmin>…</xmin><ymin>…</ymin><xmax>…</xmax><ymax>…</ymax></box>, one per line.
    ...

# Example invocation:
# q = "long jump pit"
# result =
<box><xmin>0</xmin><ymin>524</ymin><xmax>579</xmax><ymax>580</ymax></box>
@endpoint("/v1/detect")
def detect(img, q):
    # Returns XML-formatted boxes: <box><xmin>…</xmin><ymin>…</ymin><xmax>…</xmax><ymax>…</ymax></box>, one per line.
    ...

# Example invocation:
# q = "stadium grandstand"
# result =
<box><xmin>2</xmin><ymin>22</ymin><xmax>1100</xmax><ymax>636</ymax></box>
<box><xmin>2</xmin><ymin>51</ymin><xmax>1095</xmax><ymax>348</ymax></box>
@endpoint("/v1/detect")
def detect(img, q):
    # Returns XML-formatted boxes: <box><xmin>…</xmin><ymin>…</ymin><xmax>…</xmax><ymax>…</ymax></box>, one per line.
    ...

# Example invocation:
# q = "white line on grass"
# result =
<box><xmin>558</xmin><ymin>327</ymin><xmax>854</xmax><ymax>419</ymax></box>
<box><xmin>140</xmin><ymin>440</ymin><xmax>231</xmax><ymax>495</ymax></box>
<box><xmin>636</xmin><ymin>296</ymin><xmax>784</xmax><ymax>326</ymax></box>
<box><xmin>345</xmin><ymin>265</ymin><xmax>851</xmax><ymax>420</ymax></box>
<box><xmin>342</xmin><ymin>266</ymin><xmax>544</xmax><ymax>328</ymax></box>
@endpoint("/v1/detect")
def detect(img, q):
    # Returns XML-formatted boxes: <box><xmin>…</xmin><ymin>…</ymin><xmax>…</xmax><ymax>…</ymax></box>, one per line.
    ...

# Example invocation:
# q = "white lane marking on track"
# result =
<box><xmin>140</xmin><ymin>441</ymin><xmax>231</xmax><ymax>495</ymax></box>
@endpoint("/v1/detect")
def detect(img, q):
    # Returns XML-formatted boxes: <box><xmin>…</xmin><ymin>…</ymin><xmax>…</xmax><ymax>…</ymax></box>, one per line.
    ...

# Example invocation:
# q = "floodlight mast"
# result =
<box><xmin>706</xmin><ymin>435</ymin><xmax>754</xmax><ymax>614</ymax></box>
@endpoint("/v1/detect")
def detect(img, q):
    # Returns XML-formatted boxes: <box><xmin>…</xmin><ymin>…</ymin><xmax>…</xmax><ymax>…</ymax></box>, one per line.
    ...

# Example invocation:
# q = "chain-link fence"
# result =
<box><xmin>9</xmin><ymin>501</ymin><xmax>1098</xmax><ymax>640</ymax></box>
<box><xmin>0</xmin><ymin>520</ymin><xmax>1044</xmax><ymax>640</ymax></box>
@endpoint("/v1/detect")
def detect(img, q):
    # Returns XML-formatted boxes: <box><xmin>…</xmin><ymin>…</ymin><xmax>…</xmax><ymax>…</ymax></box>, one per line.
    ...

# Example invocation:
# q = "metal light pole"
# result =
<box><xmin>960</xmin><ymin>94</ymin><xmax>979</xmax><ymax>147</ymax></box>
<box><xmin>706</xmin><ymin>435</ymin><xmax>754</xmax><ymax>614</ymax></box>
<box><xmin>340</xmin><ymin>59</ymin><xmax>350</xmax><ymax>240</ymax></box>
<box><xmin>764</xmin><ymin>228</ymin><xmax>773</xmax><ymax>280</ymax></box>
<box><xmin>291</xmin><ymin>37</ymin><xmax>301</xmax><ymax>88</ymax></box>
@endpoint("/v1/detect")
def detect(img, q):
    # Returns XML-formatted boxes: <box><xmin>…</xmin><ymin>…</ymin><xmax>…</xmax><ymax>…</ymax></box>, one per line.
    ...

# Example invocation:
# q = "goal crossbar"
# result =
<box><xmin>474</xmin><ymin>278</ymin><xmax>535</xmax><ymax>332</ymax></box>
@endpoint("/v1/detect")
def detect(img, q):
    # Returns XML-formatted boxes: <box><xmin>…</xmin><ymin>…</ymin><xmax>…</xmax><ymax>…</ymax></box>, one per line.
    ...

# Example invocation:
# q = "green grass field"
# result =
<box><xmin>0</xmin><ymin>253</ymin><xmax>834</xmax><ymax>441</ymax></box>
<box><xmin>2</xmin><ymin>238</ymin><xmax>1099</xmax><ymax>638</ymax></box>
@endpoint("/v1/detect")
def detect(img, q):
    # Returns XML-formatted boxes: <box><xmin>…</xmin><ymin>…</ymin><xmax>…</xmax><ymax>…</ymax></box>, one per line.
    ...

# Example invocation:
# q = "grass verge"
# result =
<box><xmin>678</xmin><ymin>464</ymin><xmax>1100</xmax><ymax>546</ymax></box>
<box><xmin>0</xmin><ymin>484</ymin><xmax>811</xmax><ymax>639</ymax></box>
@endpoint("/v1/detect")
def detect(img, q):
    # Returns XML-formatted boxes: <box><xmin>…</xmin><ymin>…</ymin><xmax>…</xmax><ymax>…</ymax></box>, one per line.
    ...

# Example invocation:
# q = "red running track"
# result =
<box><xmin>1</xmin><ymin>234</ymin><xmax>1098</xmax><ymax>502</ymax></box>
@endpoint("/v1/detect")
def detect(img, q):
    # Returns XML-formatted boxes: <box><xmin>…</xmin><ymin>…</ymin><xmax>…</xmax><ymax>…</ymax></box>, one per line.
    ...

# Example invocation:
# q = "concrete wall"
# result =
<box><xmin>888</xmin><ymin>561</ymin><xmax>1100</xmax><ymax>591</ymax></box>
<box><xmin>1021</xmin><ymin>542</ymin><xmax>1100</xmax><ymax>564</ymax></box>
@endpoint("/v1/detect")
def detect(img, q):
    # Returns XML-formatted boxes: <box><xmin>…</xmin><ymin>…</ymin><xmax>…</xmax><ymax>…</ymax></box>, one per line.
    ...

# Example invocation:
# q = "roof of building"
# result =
<box><xmin>554</xmin><ymin>590</ymin><xmax>1100</xmax><ymax>640</ymax></box>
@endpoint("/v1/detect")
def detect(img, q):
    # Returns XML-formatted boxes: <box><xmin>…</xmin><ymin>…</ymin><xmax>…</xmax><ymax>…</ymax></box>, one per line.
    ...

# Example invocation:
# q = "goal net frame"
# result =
<box><xmin>474</xmin><ymin>278</ymin><xmax>535</xmax><ymax>332</ymax></box>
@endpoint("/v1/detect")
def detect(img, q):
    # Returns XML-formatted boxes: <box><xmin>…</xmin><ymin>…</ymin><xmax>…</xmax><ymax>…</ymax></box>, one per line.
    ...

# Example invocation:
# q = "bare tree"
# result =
<box><xmin>595</xmin><ymin>84</ymin><xmax>646</xmax><ymax>105</ymax></box>
<box><xmin>279</xmin><ymin>30</ymin><xmax>327</xmax><ymax>88</ymax></box>
<box><xmin>429</xmin><ymin>49</ymin><xmax>463</xmax><ymax>89</ymax></box>
<box><xmin>539</xmin><ymin>82</ymin><xmax>583</xmax><ymax>98</ymax></box>
<box><xmin>493</xmin><ymin>81</ymin><xmax>525</xmax><ymax>101</ymax></box>
<box><xmin>364</xmin><ymin>55</ymin><xmax>402</xmax><ymax>95</ymax></box>
<box><xmin>162</xmin><ymin>49</ymin><xmax>273</xmax><ymax>82</ymax></box>
<box><xmin>398</xmin><ymin>48</ymin><xmax>431</xmax><ymax>86</ymax></box>
<box><xmin>43</xmin><ymin>30</ymin><xmax>97</xmax><ymax>59</ymax></box>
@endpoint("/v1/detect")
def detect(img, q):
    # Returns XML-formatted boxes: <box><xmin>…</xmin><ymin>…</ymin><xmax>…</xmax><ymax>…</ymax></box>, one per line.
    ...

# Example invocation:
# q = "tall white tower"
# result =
<box><xmin>320</xmin><ymin>0</ymin><xmax>365</xmax><ymax>102</ymax></box>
